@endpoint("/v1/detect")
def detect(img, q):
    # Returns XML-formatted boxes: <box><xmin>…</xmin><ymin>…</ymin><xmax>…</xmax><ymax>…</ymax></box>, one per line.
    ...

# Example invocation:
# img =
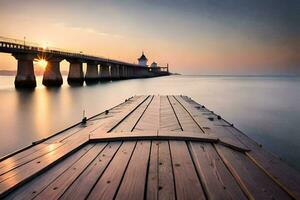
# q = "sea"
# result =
<box><xmin>0</xmin><ymin>75</ymin><xmax>299</xmax><ymax>171</ymax></box>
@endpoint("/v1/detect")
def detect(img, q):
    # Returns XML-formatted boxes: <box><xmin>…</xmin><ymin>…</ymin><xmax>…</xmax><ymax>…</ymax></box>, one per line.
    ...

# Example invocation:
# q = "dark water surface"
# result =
<box><xmin>0</xmin><ymin>75</ymin><xmax>300</xmax><ymax>171</ymax></box>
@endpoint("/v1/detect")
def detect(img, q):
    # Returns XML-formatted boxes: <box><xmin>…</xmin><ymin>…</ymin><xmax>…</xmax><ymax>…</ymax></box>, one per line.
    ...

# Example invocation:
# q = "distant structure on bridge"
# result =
<box><xmin>138</xmin><ymin>52</ymin><xmax>148</xmax><ymax>66</ymax></box>
<box><xmin>150</xmin><ymin>62</ymin><xmax>158</xmax><ymax>68</ymax></box>
<box><xmin>0</xmin><ymin>37</ymin><xmax>170</xmax><ymax>89</ymax></box>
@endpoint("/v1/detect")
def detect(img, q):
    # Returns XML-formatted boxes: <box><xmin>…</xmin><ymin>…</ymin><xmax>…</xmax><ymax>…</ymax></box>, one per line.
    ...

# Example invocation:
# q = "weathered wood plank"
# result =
<box><xmin>90</xmin><ymin>130</ymin><xmax>157</xmax><ymax>141</ymax></box>
<box><xmin>105</xmin><ymin>95</ymin><xmax>150</xmax><ymax>132</ymax></box>
<box><xmin>158</xmin><ymin>141</ymin><xmax>176</xmax><ymax>200</ymax></box>
<box><xmin>169</xmin><ymin>140</ymin><xmax>206</xmax><ymax>199</ymax></box>
<box><xmin>146</xmin><ymin>141</ymin><xmax>159</xmax><ymax>200</ymax></box>
<box><xmin>87</xmin><ymin>141</ymin><xmax>136</xmax><ymax>200</ymax></box>
<box><xmin>5</xmin><ymin>144</ymin><xmax>94</xmax><ymax>200</ymax></box>
<box><xmin>60</xmin><ymin>142</ymin><xmax>121</xmax><ymax>200</ymax></box>
<box><xmin>113</xmin><ymin>95</ymin><xmax>153</xmax><ymax>132</ymax></box>
<box><xmin>0</xmin><ymin>143</ymin><xmax>64</xmax><ymax>176</ymax></box>
<box><xmin>34</xmin><ymin>143</ymin><xmax>107</xmax><ymax>200</ymax></box>
<box><xmin>215</xmin><ymin>144</ymin><xmax>292</xmax><ymax>199</ymax></box>
<box><xmin>90</xmin><ymin>130</ymin><xmax>219</xmax><ymax>144</ymax></box>
<box><xmin>134</xmin><ymin>95</ymin><xmax>160</xmax><ymax>131</ymax></box>
<box><xmin>189</xmin><ymin>142</ymin><xmax>247</xmax><ymax>200</ymax></box>
<box><xmin>115</xmin><ymin>140</ymin><xmax>151</xmax><ymax>200</ymax></box>
<box><xmin>168</xmin><ymin>95</ymin><xmax>202</xmax><ymax>132</ymax></box>
<box><xmin>160</xmin><ymin>96</ymin><xmax>182</xmax><ymax>131</ymax></box>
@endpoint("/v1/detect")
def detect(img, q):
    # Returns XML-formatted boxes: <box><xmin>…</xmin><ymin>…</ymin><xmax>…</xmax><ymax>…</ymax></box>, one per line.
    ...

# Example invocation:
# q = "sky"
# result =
<box><xmin>0</xmin><ymin>0</ymin><xmax>299</xmax><ymax>75</ymax></box>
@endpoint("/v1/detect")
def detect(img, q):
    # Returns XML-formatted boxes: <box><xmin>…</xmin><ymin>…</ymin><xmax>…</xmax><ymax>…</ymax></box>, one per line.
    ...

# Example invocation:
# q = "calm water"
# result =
<box><xmin>0</xmin><ymin>75</ymin><xmax>300</xmax><ymax>171</ymax></box>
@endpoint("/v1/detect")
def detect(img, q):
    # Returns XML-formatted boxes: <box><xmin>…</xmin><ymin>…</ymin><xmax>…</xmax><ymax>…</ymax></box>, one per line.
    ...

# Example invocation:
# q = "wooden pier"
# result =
<box><xmin>0</xmin><ymin>95</ymin><xmax>299</xmax><ymax>199</ymax></box>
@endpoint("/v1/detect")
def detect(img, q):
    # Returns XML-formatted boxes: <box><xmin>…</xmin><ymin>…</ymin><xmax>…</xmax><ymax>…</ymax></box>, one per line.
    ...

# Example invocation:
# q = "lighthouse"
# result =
<box><xmin>138</xmin><ymin>52</ymin><xmax>148</xmax><ymax>66</ymax></box>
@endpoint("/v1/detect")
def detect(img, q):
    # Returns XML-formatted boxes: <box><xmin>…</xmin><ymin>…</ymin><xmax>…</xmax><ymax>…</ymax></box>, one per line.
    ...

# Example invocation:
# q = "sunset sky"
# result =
<box><xmin>0</xmin><ymin>0</ymin><xmax>299</xmax><ymax>75</ymax></box>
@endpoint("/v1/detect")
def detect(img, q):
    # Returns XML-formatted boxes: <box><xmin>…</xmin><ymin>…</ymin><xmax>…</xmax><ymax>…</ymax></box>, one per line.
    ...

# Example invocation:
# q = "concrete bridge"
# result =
<box><xmin>0</xmin><ymin>36</ymin><xmax>170</xmax><ymax>88</ymax></box>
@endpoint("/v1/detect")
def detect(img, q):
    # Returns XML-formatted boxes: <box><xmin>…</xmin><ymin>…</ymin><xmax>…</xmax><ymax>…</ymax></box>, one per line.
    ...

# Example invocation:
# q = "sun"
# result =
<box><xmin>35</xmin><ymin>59</ymin><xmax>48</xmax><ymax>69</ymax></box>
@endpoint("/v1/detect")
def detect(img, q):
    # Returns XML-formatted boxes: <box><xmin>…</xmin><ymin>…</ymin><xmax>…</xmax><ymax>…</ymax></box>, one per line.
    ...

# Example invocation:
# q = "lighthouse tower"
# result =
<box><xmin>138</xmin><ymin>52</ymin><xmax>148</xmax><ymax>66</ymax></box>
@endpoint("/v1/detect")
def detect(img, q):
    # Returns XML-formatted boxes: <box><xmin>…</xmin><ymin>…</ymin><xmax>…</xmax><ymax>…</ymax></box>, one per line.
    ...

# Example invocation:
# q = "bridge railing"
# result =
<box><xmin>0</xmin><ymin>36</ymin><xmax>144</xmax><ymax>67</ymax></box>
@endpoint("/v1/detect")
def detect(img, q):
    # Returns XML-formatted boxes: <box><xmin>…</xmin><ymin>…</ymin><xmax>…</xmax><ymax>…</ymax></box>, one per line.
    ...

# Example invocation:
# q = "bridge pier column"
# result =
<box><xmin>110</xmin><ymin>64</ymin><xmax>120</xmax><ymax>80</ymax></box>
<box><xmin>13</xmin><ymin>53</ymin><xmax>37</xmax><ymax>89</ymax></box>
<box><xmin>67</xmin><ymin>59</ymin><xmax>84</xmax><ymax>86</ymax></box>
<box><xmin>132</xmin><ymin>67</ymin><xmax>137</xmax><ymax>78</ymax></box>
<box><xmin>119</xmin><ymin>65</ymin><xmax>127</xmax><ymax>79</ymax></box>
<box><xmin>124</xmin><ymin>66</ymin><xmax>128</xmax><ymax>79</ymax></box>
<box><xmin>99</xmin><ymin>63</ymin><xmax>110</xmax><ymax>81</ymax></box>
<box><xmin>42</xmin><ymin>57</ymin><xmax>63</xmax><ymax>87</ymax></box>
<box><xmin>127</xmin><ymin>66</ymin><xmax>133</xmax><ymax>79</ymax></box>
<box><xmin>85</xmin><ymin>61</ymin><xmax>99</xmax><ymax>84</ymax></box>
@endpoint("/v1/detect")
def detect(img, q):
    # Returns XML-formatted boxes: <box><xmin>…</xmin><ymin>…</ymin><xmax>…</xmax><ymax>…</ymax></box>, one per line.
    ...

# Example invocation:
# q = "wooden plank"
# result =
<box><xmin>215</xmin><ymin>144</ymin><xmax>292</xmax><ymax>199</ymax></box>
<box><xmin>5</xmin><ymin>144</ymin><xmax>94</xmax><ymax>200</ymax></box>
<box><xmin>134</xmin><ymin>95</ymin><xmax>160</xmax><ymax>131</ymax></box>
<box><xmin>115</xmin><ymin>140</ymin><xmax>151</xmax><ymax>200</ymax></box>
<box><xmin>87</xmin><ymin>141</ymin><xmax>136</xmax><ymax>200</ymax></box>
<box><xmin>0</xmin><ymin>143</ymin><xmax>54</xmax><ymax>170</ymax></box>
<box><xmin>146</xmin><ymin>141</ymin><xmax>159</xmax><ymax>200</ymax></box>
<box><xmin>0</xmin><ymin>143</ymin><xmax>63</xmax><ymax>176</ymax></box>
<box><xmin>205</xmin><ymin>128</ymin><xmax>250</xmax><ymax>152</ymax></box>
<box><xmin>113</xmin><ymin>96</ymin><xmax>153</xmax><ymax>132</ymax></box>
<box><xmin>90</xmin><ymin>130</ymin><xmax>219</xmax><ymax>144</ymax></box>
<box><xmin>160</xmin><ymin>96</ymin><xmax>181</xmax><ymax>131</ymax></box>
<box><xmin>60</xmin><ymin>142</ymin><xmax>121</xmax><ymax>200</ymax></box>
<box><xmin>157</xmin><ymin>141</ymin><xmax>176</xmax><ymax>200</ymax></box>
<box><xmin>34</xmin><ymin>143</ymin><xmax>107</xmax><ymax>200</ymax></box>
<box><xmin>168</xmin><ymin>96</ymin><xmax>202</xmax><ymax>132</ymax></box>
<box><xmin>0</xmin><ymin>135</ymin><xmax>89</xmax><ymax>197</ymax></box>
<box><xmin>158</xmin><ymin>131</ymin><xmax>218</xmax><ymax>143</ymax></box>
<box><xmin>105</xmin><ymin>95</ymin><xmax>150</xmax><ymax>132</ymax></box>
<box><xmin>174</xmin><ymin>95</ymin><xmax>216</xmax><ymax>128</ymax></box>
<box><xmin>169</xmin><ymin>140</ymin><xmax>206</xmax><ymax>199</ymax></box>
<box><xmin>189</xmin><ymin>142</ymin><xmax>247</xmax><ymax>200</ymax></box>
<box><xmin>91</xmin><ymin>130</ymin><xmax>157</xmax><ymax>141</ymax></box>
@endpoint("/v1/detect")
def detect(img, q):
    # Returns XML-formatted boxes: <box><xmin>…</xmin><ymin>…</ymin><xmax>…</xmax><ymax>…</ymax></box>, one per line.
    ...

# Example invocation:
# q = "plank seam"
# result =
<box><xmin>246</xmin><ymin>152</ymin><xmax>297</xmax><ymax>199</ymax></box>
<box><xmin>131</xmin><ymin>95</ymin><xmax>155</xmax><ymax>132</ymax></box>
<box><xmin>167</xmin><ymin>140</ymin><xmax>177</xmax><ymax>200</ymax></box>
<box><xmin>143</xmin><ymin>141</ymin><xmax>152</xmax><ymax>200</ymax></box>
<box><xmin>174</xmin><ymin>95</ymin><xmax>205</xmax><ymax>133</ymax></box>
<box><xmin>167</xmin><ymin>96</ymin><xmax>183</xmax><ymax>131</ymax></box>
<box><xmin>108</xmin><ymin>96</ymin><xmax>150</xmax><ymax>133</ymax></box>
<box><xmin>112</xmin><ymin>141</ymin><xmax>138</xmax><ymax>199</ymax></box>
<box><xmin>187</xmin><ymin>141</ymin><xmax>210</xmax><ymax>200</ymax></box>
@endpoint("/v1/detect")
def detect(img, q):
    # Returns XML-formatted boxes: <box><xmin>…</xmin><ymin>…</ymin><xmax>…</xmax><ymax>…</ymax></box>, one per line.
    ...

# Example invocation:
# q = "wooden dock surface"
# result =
<box><xmin>0</xmin><ymin>95</ymin><xmax>299</xmax><ymax>199</ymax></box>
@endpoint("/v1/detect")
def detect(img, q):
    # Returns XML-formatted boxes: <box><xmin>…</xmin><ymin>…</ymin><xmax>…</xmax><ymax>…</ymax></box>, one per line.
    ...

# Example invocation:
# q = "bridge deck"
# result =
<box><xmin>0</xmin><ymin>95</ymin><xmax>299</xmax><ymax>199</ymax></box>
